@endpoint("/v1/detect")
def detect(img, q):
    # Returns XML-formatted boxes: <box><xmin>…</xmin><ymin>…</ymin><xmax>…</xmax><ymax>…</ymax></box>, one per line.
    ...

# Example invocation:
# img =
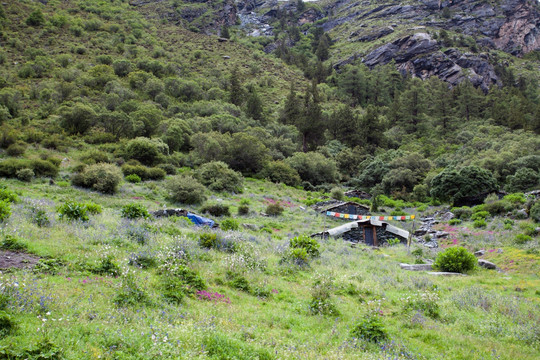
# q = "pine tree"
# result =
<box><xmin>221</xmin><ymin>25</ymin><xmax>230</xmax><ymax>39</ymax></box>
<box><xmin>246</xmin><ymin>87</ymin><xmax>264</xmax><ymax>122</ymax></box>
<box><xmin>229</xmin><ymin>66</ymin><xmax>243</xmax><ymax>106</ymax></box>
<box><xmin>398</xmin><ymin>78</ymin><xmax>427</xmax><ymax>133</ymax></box>
<box><xmin>281</xmin><ymin>83</ymin><xmax>301</xmax><ymax>125</ymax></box>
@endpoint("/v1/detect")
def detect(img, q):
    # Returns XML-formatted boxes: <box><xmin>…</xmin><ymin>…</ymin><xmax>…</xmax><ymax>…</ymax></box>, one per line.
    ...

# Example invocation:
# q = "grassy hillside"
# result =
<box><xmin>0</xmin><ymin>178</ymin><xmax>539</xmax><ymax>359</ymax></box>
<box><xmin>0</xmin><ymin>1</ymin><xmax>539</xmax><ymax>358</ymax></box>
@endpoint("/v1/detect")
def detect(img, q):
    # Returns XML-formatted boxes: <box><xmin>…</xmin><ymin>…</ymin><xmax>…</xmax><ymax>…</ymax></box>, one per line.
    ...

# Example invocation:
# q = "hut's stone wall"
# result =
<box><xmin>339</xmin><ymin>225</ymin><xmax>407</xmax><ymax>245</ymax></box>
<box><xmin>328</xmin><ymin>203</ymin><xmax>370</xmax><ymax>215</ymax></box>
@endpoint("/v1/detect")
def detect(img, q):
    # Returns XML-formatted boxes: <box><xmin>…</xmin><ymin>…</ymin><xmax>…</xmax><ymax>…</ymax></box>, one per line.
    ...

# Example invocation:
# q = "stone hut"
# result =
<box><xmin>322</xmin><ymin>201</ymin><xmax>370</xmax><ymax>216</ymax></box>
<box><xmin>312</xmin><ymin>218</ymin><xmax>409</xmax><ymax>246</ymax></box>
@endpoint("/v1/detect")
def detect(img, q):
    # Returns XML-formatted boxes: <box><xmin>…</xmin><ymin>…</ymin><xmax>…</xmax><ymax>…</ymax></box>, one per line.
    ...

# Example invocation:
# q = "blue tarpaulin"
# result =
<box><xmin>186</xmin><ymin>212</ymin><xmax>215</xmax><ymax>227</ymax></box>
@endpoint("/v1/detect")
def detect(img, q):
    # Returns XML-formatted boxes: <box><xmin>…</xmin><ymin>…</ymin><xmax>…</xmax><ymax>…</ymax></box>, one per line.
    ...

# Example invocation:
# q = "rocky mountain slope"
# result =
<box><xmin>231</xmin><ymin>0</ymin><xmax>540</xmax><ymax>90</ymax></box>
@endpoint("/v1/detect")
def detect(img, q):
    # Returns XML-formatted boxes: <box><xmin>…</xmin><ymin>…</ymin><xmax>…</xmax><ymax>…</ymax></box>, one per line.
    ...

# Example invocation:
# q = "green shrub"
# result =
<box><xmin>265</xmin><ymin>203</ymin><xmax>284</xmax><ymax>216</ymax></box>
<box><xmin>451</xmin><ymin>206</ymin><xmax>472</xmax><ymax>220</ymax></box>
<box><xmin>124</xmin><ymin>137</ymin><xmax>162</xmax><ymax>166</ymax></box>
<box><xmin>471</xmin><ymin>211</ymin><xmax>489</xmax><ymax>221</ymax></box>
<box><xmin>128</xmin><ymin>251</ymin><xmax>157</xmax><ymax>269</ymax></box>
<box><xmin>0</xmin><ymin>311</ymin><xmax>16</xmax><ymax>338</ymax></box>
<box><xmin>350</xmin><ymin>314</ymin><xmax>388</xmax><ymax>343</ymax></box>
<box><xmin>199</xmin><ymin>232</ymin><xmax>218</xmax><ymax>249</ymax></box>
<box><xmin>30</xmin><ymin>207</ymin><xmax>50</xmax><ymax>227</ymax></box>
<box><xmin>26</xmin><ymin>10</ymin><xmax>45</xmax><ymax>26</ymax></box>
<box><xmin>114</xmin><ymin>275</ymin><xmax>149</xmax><ymax>307</ymax></box>
<box><xmin>285</xmin><ymin>152</ymin><xmax>338</xmax><ymax>186</ymax></box>
<box><xmin>473</xmin><ymin>219</ymin><xmax>487</xmax><ymax>228</ymax></box>
<box><xmin>16</xmin><ymin>168</ymin><xmax>34</xmax><ymax>182</ymax></box>
<box><xmin>121</xmin><ymin>203</ymin><xmax>150</xmax><ymax>220</ymax></box>
<box><xmin>121</xmin><ymin>164</ymin><xmax>166</xmax><ymax>181</ymax></box>
<box><xmin>0</xmin><ymin>201</ymin><xmax>10</xmax><ymax>222</ymax></box>
<box><xmin>0</xmin><ymin>188</ymin><xmax>18</xmax><ymax>203</ymax></box>
<box><xmin>330</xmin><ymin>187</ymin><xmax>344</xmax><ymax>201</ymax></box>
<box><xmin>200</xmin><ymin>203</ymin><xmax>230</xmax><ymax>217</ymax></box>
<box><xmin>503</xmin><ymin>193</ymin><xmax>526</xmax><ymax>204</ymax></box>
<box><xmin>57</xmin><ymin>201</ymin><xmax>89</xmax><ymax>222</ymax></box>
<box><xmin>196</xmin><ymin>161</ymin><xmax>243</xmax><ymax>193</ymax></box>
<box><xmin>448</xmin><ymin>218</ymin><xmax>462</xmax><ymax>225</ymax></box>
<box><xmin>6</xmin><ymin>142</ymin><xmax>26</xmax><ymax>156</ymax></box>
<box><xmin>79</xmin><ymin>150</ymin><xmax>110</xmax><ymax>165</ymax></box>
<box><xmin>290</xmin><ymin>235</ymin><xmax>320</xmax><ymax>258</ymax></box>
<box><xmin>514</xmin><ymin>234</ymin><xmax>532</xmax><ymax>245</ymax></box>
<box><xmin>308</xmin><ymin>276</ymin><xmax>338</xmax><ymax>316</ymax></box>
<box><xmin>434</xmin><ymin>246</ymin><xmax>477</xmax><ymax>273</ymax></box>
<box><xmin>227</xmin><ymin>271</ymin><xmax>250</xmax><ymax>292</ymax></box>
<box><xmin>72</xmin><ymin>163</ymin><xmax>122</xmax><ymax>194</ymax></box>
<box><xmin>221</xmin><ymin>218</ymin><xmax>239</xmax><ymax>231</ymax></box>
<box><xmin>237</xmin><ymin>205</ymin><xmax>249</xmax><ymax>215</ymax></box>
<box><xmin>530</xmin><ymin>202</ymin><xmax>540</xmax><ymax>223</ymax></box>
<box><xmin>201</xmin><ymin>333</ymin><xmax>274</xmax><ymax>360</ymax></box>
<box><xmin>125</xmin><ymin>174</ymin><xmax>141</xmax><ymax>183</ymax></box>
<box><xmin>29</xmin><ymin>159</ymin><xmax>59</xmax><ymax>177</ymax></box>
<box><xmin>156</xmin><ymin>163</ymin><xmax>176</xmax><ymax>175</ymax></box>
<box><xmin>402</xmin><ymin>291</ymin><xmax>440</xmax><ymax>319</ymax></box>
<box><xmin>166</xmin><ymin>175</ymin><xmax>206</xmax><ymax>204</ymax></box>
<box><xmin>0</xmin><ymin>235</ymin><xmax>27</xmax><ymax>251</ymax></box>
<box><xmin>259</xmin><ymin>161</ymin><xmax>301</xmax><ymax>187</ymax></box>
<box><xmin>90</xmin><ymin>256</ymin><xmax>121</xmax><ymax>276</ymax></box>
<box><xmin>84</xmin><ymin>202</ymin><xmax>102</xmax><ymax>215</ymax></box>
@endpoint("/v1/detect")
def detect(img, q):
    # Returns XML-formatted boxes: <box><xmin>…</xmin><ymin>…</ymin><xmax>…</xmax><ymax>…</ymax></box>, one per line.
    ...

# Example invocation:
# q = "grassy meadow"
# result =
<box><xmin>0</xmin><ymin>177</ymin><xmax>538</xmax><ymax>359</ymax></box>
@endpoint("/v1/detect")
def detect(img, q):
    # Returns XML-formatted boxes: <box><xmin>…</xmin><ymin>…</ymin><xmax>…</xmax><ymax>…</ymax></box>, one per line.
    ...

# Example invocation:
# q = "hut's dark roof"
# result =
<box><xmin>313</xmin><ymin>219</ymin><xmax>409</xmax><ymax>239</ymax></box>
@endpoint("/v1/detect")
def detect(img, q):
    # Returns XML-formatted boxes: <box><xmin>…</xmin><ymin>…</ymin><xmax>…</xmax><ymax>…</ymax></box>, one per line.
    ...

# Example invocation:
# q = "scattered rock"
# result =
<box><xmin>515</xmin><ymin>209</ymin><xmax>528</xmax><ymax>218</ymax></box>
<box><xmin>400</xmin><ymin>263</ymin><xmax>433</xmax><ymax>271</ymax></box>
<box><xmin>474</xmin><ymin>250</ymin><xmax>485</xmax><ymax>257</ymax></box>
<box><xmin>218</xmin><ymin>37</ymin><xmax>229</xmax><ymax>42</ymax></box>
<box><xmin>242</xmin><ymin>224</ymin><xmax>259</xmax><ymax>231</ymax></box>
<box><xmin>478</xmin><ymin>259</ymin><xmax>497</xmax><ymax>270</ymax></box>
<box><xmin>152</xmin><ymin>208</ymin><xmax>187</xmax><ymax>217</ymax></box>
<box><xmin>427</xmin><ymin>272</ymin><xmax>468</xmax><ymax>276</ymax></box>
<box><xmin>222</xmin><ymin>55</ymin><xmax>230</xmax><ymax>59</ymax></box>
<box><xmin>440</xmin><ymin>212</ymin><xmax>455</xmax><ymax>222</ymax></box>
<box><xmin>497</xmin><ymin>248</ymin><xmax>503</xmax><ymax>254</ymax></box>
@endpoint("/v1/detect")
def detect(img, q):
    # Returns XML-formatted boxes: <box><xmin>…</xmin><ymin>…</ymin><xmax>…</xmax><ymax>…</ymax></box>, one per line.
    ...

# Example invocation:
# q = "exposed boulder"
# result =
<box><xmin>400</xmin><ymin>263</ymin><xmax>434</xmax><ymax>271</ymax></box>
<box><xmin>478</xmin><ymin>259</ymin><xmax>497</xmax><ymax>270</ymax></box>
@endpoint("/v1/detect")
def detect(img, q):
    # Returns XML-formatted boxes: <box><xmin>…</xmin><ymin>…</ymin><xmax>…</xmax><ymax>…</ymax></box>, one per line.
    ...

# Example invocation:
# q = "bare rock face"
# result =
<box><xmin>494</xmin><ymin>0</ymin><xmax>540</xmax><ymax>54</ymax></box>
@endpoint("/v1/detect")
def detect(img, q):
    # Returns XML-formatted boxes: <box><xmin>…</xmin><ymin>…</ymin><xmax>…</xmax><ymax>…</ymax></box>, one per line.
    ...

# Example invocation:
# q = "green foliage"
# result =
<box><xmin>199</xmin><ymin>232</ymin><xmax>218</xmax><ymax>249</ymax></box>
<box><xmin>91</xmin><ymin>256</ymin><xmax>121</xmax><ymax>276</ymax></box>
<box><xmin>202</xmin><ymin>333</ymin><xmax>274</xmax><ymax>360</ymax></box>
<box><xmin>330</xmin><ymin>187</ymin><xmax>344</xmax><ymax>201</ymax></box>
<box><xmin>530</xmin><ymin>202</ymin><xmax>540</xmax><ymax>223</ymax></box>
<box><xmin>26</xmin><ymin>10</ymin><xmax>45</xmax><ymax>26</ymax></box>
<box><xmin>289</xmin><ymin>235</ymin><xmax>320</xmax><ymax>258</ymax></box>
<box><xmin>16</xmin><ymin>168</ymin><xmax>34</xmax><ymax>182</ymax></box>
<box><xmin>451</xmin><ymin>206</ymin><xmax>472</xmax><ymax>220</ymax></box>
<box><xmin>350</xmin><ymin>314</ymin><xmax>388</xmax><ymax>343</ymax></box>
<box><xmin>196</xmin><ymin>161</ymin><xmax>244</xmax><ymax>193</ymax></box>
<box><xmin>448</xmin><ymin>218</ymin><xmax>462</xmax><ymax>225</ymax></box>
<box><xmin>221</xmin><ymin>218</ymin><xmax>239</xmax><ymax>231</ymax></box>
<box><xmin>286</xmin><ymin>152</ymin><xmax>338</xmax><ymax>186</ymax></box>
<box><xmin>166</xmin><ymin>175</ymin><xmax>207</xmax><ymax>204</ymax></box>
<box><xmin>0</xmin><ymin>235</ymin><xmax>27</xmax><ymax>251</ymax></box>
<box><xmin>514</xmin><ymin>234</ymin><xmax>532</xmax><ymax>245</ymax></box>
<box><xmin>57</xmin><ymin>201</ymin><xmax>91</xmax><ymax>222</ymax></box>
<box><xmin>506</xmin><ymin>168</ymin><xmax>540</xmax><ymax>192</ymax></box>
<box><xmin>402</xmin><ymin>291</ymin><xmax>440</xmax><ymax>319</ymax></box>
<box><xmin>29</xmin><ymin>159</ymin><xmax>59</xmax><ymax>178</ymax></box>
<box><xmin>121</xmin><ymin>164</ymin><xmax>166</xmax><ymax>181</ymax></box>
<box><xmin>471</xmin><ymin>211</ymin><xmax>489</xmax><ymax>221</ymax></box>
<box><xmin>434</xmin><ymin>246</ymin><xmax>477</xmax><ymax>273</ymax></box>
<box><xmin>125</xmin><ymin>174</ymin><xmax>141</xmax><ymax>183</ymax></box>
<box><xmin>0</xmin><ymin>311</ymin><xmax>16</xmax><ymax>338</ymax></box>
<box><xmin>503</xmin><ymin>193</ymin><xmax>526</xmax><ymax>204</ymax></box>
<box><xmin>0</xmin><ymin>188</ymin><xmax>18</xmax><ymax>203</ymax></box>
<box><xmin>265</xmin><ymin>203</ymin><xmax>284</xmax><ymax>216</ymax></box>
<box><xmin>259</xmin><ymin>161</ymin><xmax>301</xmax><ymax>187</ymax></box>
<box><xmin>473</xmin><ymin>219</ymin><xmax>487</xmax><ymax>228</ymax></box>
<box><xmin>71</xmin><ymin>163</ymin><xmax>122</xmax><ymax>194</ymax></box>
<box><xmin>59</xmin><ymin>103</ymin><xmax>97</xmax><ymax>135</ymax></box>
<box><xmin>237</xmin><ymin>205</ymin><xmax>249</xmax><ymax>216</ymax></box>
<box><xmin>121</xmin><ymin>203</ymin><xmax>150</xmax><ymax>220</ymax></box>
<box><xmin>227</xmin><ymin>271</ymin><xmax>251</xmax><ymax>292</ymax></box>
<box><xmin>200</xmin><ymin>203</ymin><xmax>230</xmax><ymax>217</ymax></box>
<box><xmin>430</xmin><ymin>166</ymin><xmax>498</xmax><ymax>205</ymax></box>
<box><xmin>124</xmin><ymin>137</ymin><xmax>164</xmax><ymax>166</ymax></box>
<box><xmin>30</xmin><ymin>206</ymin><xmax>50</xmax><ymax>227</ymax></box>
<box><xmin>0</xmin><ymin>201</ymin><xmax>11</xmax><ymax>222</ymax></box>
<box><xmin>114</xmin><ymin>275</ymin><xmax>149</xmax><ymax>307</ymax></box>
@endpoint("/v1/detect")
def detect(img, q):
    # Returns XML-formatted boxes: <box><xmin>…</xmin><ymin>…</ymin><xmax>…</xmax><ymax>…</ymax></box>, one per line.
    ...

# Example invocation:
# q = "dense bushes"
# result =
<box><xmin>258</xmin><ymin>161</ymin><xmax>301</xmax><ymax>187</ymax></box>
<box><xmin>530</xmin><ymin>202</ymin><xmax>540</xmax><ymax>223</ymax></box>
<box><xmin>285</xmin><ymin>152</ymin><xmax>338</xmax><ymax>187</ymax></box>
<box><xmin>200</xmin><ymin>203</ymin><xmax>230</xmax><ymax>217</ymax></box>
<box><xmin>195</xmin><ymin>161</ymin><xmax>243</xmax><ymax>193</ymax></box>
<box><xmin>434</xmin><ymin>247</ymin><xmax>477</xmax><ymax>273</ymax></box>
<box><xmin>121</xmin><ymin>203</ymin><xmax>150</xmax><ymax>220</ymax></box>
<box><xmin>121</xmin><ymin>164</ymin><xmax>166</xmax><ymax>181</ymax></box>
<box><xmin>72</xmin><ymin>163</ymin><xmax>122</xmax><ymax>194</ymax></box>
<box><xmin>124</xmin><ymin>137</ymin><xmax>168</xmax><ymax>166</ymax></box>
<box><xmin>430</xmin><ymin>166</ymin><xmax>498</xmax><ymax>205</ymax></box>
<box><xmin>290</xmin><ymin>235</ymin><xmax>320</xmax><ymax>258</ymax></box>
<box><xmin>350</xmin><ymin>314</ymin><xmax>388</xmax><ymax>343</ymax></box>
<box><xmin>165</xmin><ymin>175</ymin><xmax>206</xmax><ymax>204</ymax></box>
<box><xmin>0</xmin><ymin>158</ymin><xmax>58</xmax><ymax>178</ymax></box>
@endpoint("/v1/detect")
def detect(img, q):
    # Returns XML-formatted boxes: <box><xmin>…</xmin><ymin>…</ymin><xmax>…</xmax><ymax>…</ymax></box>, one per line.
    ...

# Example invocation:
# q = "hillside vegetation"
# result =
<box><xmin>0</xmin><ymin>0</ymin><xmax>539</xmax><ymax>359</ymax></box>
